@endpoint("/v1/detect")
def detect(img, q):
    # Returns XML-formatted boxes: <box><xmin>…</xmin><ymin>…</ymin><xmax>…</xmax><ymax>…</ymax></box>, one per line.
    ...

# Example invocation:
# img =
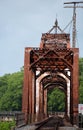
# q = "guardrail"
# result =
<box><xmin>15</xmin><ymin>112</ymin><xmax>25</xmax><ymax>127</ymax></box>
<box><xmin>0</xmin><ymin>111</ymin><xmax>26</xmax><ymax>127</ymax></box>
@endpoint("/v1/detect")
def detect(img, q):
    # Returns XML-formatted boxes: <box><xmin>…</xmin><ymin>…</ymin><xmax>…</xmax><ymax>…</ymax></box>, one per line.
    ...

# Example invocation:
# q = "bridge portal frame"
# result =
<box><xmin>22</xmin><ymin>33</ymin><xmax>79</xmax><ymax>125</ymax></box>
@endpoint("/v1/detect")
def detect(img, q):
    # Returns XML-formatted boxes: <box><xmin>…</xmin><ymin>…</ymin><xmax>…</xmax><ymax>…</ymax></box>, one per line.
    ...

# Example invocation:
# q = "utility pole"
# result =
<box><xmin>64</xmin><ymin>1</ymin><xmax>83</xmax><ymax>48</ymax></box>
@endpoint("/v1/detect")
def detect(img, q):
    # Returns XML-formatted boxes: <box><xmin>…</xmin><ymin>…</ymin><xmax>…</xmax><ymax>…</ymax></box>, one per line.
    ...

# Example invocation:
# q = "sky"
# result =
<box><xmin>0</xmin><ymin>0</ymin><xmax>83</xmax><ymax>76</ymax></box>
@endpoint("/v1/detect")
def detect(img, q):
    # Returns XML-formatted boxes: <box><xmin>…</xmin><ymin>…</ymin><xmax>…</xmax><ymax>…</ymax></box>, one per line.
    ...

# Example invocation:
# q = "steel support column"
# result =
<box><xmin>44</xmin><ymin>89</ymin><xmax>47</xmax><ymax>118</ymax></box>
<box><xmin>39</xmin><ymin>83</ymin><xmax>44</xmax><ymax>120</ymax></box>
<box><xmin>36</xmin><ymin>78</ymin><xmax>40</xmax><ymax>121</ymax></box>
<box><xmin>22</xmin><ymin>48</ymin><xmax>32</xmax><ymax>124</ymax></box>
<box><xmin>72</xmin><ymin>48</ymin><xmax>79</xmax><ymax>124</ymax></box>
<box><xmin>31</xmin><ymin>71</ymin><xmax>36</xmax><ymax>122</ymax></box>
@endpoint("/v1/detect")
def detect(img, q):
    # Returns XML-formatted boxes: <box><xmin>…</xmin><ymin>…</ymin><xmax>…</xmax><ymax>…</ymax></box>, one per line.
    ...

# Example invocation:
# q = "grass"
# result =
<box><xmin>0</xmin><ymin>121</ymin><xmax>16</xmax><ymax>130</ymax></box>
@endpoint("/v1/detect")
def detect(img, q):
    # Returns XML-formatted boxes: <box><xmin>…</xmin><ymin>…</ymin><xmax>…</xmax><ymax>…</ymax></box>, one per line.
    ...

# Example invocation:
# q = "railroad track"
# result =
<box><xmin>15</xmin><ymin>115</ymin><xmax>79</xmax><ymax>130</ymax></box>
<box><xmin>35</xmin><ymin>116</ymin><xmax>72</xmax><ymax>130</ymax></box>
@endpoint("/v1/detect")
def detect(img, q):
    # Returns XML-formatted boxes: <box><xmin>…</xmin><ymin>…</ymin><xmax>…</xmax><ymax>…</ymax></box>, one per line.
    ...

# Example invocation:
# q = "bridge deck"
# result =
<box><xmin>15</xmin><ymin>115</ymin><xmax>78</xmax><ymax>130</ymax></box>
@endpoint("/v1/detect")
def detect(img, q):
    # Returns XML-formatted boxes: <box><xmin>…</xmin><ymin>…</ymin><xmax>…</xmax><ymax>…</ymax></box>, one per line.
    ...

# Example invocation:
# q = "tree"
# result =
<box><xmin>0</xmin><ymin>70</ymin><xmax>23</xmax><ymax>111</ymax></box>
<box><xmin>48</xmin><ymin>87</ymin><xmax>65</xmax><ymax>112</ymax></box>
<box><xmin>79</xmin><ymin>58</ymin><xmax>83</xmax><ymax>103</ymax></box>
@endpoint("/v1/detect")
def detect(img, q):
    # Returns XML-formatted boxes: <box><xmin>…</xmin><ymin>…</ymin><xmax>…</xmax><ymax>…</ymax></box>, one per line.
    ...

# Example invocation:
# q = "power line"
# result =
<box><xmin>63</xmin><ymin>19</ymin><xmax>73</xmax><ymax>32</ymax></box>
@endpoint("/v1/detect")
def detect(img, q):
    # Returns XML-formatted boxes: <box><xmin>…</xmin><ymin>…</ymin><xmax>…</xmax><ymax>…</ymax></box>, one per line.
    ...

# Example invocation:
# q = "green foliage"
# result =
<box><xmin>79</xmin><ymin>58</ymin><xmax>83</xmax><ymax>103</ymax></box>
<box><xmin>0</xmin><ymin>121</ymin><xmax>15</xmax><ymax>130</ymax></box>
<box><xmin>79</xmin><ymin>58</ymin><xmax>83</xmax><ymax>76</ymax></box>
<box><xmin>0</xmin><ymin>69</ymin><xmax>23</xmax><ymax>111</ymax></box>
<box><xmin>48</xmin><ymin>88</ymin><xmax>65</xmax><ymax>112</ymax></box>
